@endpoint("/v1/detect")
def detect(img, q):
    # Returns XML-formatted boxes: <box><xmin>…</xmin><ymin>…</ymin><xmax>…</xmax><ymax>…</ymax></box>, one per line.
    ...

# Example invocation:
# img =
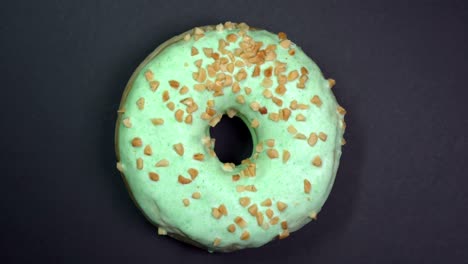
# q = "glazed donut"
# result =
<box><xmin>115</xmin><ymin>22</ymin><xmax>346</xmax><ymax>252</ymax></box>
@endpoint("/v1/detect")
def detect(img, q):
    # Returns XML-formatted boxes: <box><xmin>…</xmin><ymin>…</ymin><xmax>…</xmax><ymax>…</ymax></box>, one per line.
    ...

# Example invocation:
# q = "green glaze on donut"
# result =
<box><xmin>115</xmin><ymin>22</ymin><xmax>346</xmax><ymax>252</ymax></box>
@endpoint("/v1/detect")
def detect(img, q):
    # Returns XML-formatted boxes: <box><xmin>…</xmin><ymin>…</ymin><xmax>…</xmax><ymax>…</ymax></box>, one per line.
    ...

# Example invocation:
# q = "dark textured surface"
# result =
<box><xmin>1</xmin><ymin>0</ymin><xmax>468</xmax><ymax>263</ymax></box>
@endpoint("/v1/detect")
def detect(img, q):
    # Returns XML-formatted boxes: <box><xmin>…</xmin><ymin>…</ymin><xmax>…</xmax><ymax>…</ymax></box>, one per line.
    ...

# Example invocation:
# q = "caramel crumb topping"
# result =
<box><xmin>240</xmin><ymin>231</ymin><xmax>250</xmax><ymax>240</ymax></box>
<box><xmin>261</xmin><ymin>198</ymin><xmax>272</xmax><ymax>207</ymax></box>
<box><xmin>144</xmin><ymin>145</ymin><xmax>152</xmax><ymax>156</ymax></box>
<box><xmin>239</xmin><ymin>197</ymin><xmax>251</xmax><ymax>207</ymax></box>
<box><xmin>282</xmin><ymin>150</ymin><xmax>290</xmax><ymax>164</ymax></box>
<box><xmin>266</xmin><ymin>149</ymin><xmax>279</xmax><ymax>159</ymax></box>
<box><xmin>311</xmin><ymin>95</ymin><xmax>322</xmax><ymax>107</ymax></box>
<box><xmin>136</xmin><ymin>158</ymin><xmax>143</xmax><ymax>170</ymax></box>
<box><xmin>173</xmin><ymin>143</ymin><xmax>184</xmax><ymax>156</ymax></box>
<box><xmin>308</xmin><ymin>133</ymin><xmax>318</xmax><ymax>147</ymax></box>
<box><xmin>277</xmin><ymin>201</ymin><xmax>288</xmax><ymax>212</ymax></box>
<box><xmin>304</xmin><ymin>179</ymin><xmax>312</xmax><ymax>194</ymax></box>
<box><xmin>131</xmin><ymin>137</ymin><xmax>142</xmax><ymax>147</ymax></box>
<box><xmin>178</xmin><ymin>175</ymin><xmax>192</xmax><ymax>184</ymax></box>
<box><xmin>155</xmin><ymin>159</ymin><xmax>169</xmax><ymax>167</ymax></box>
<box><xmin>266</xmin><ymin>209</ymin><xmax>274</xmax><ymax>219</ymax></box>
<box><xmin>122</xmin><ymin>118</ymin><xmax>132</xmax><ymax>128</ymax></box>
<box><xmin>148</xmin><ymin>172</ymin><xmax>159</xmax><ymax>181</ymax></box>
<box><xmin>227</xmin><ymin>224</ymin><xmax>236</xmax><ymax>233</ymax></box>
<box><xmin>192</xmin><ymin>192</ymin><xmax>201</xmax><ymax>199</ymax></box>
<box><xmin>213</xmin><ymin>238</ymin><xmax>221</xmax><ymax>247</ymax></box>
<box><xmin>151</xmin><ymin>118</ymin><xmax>164</xmax><ymax>125</ymax></box>
<box><xmin>183</xmin><ymin>198</ymin><xmax>190</xmax><ymax>207</ymax></box>
<box><xmin>312</xmin><ymin>156</ymin><xmax>322</xmax><ymax>167</ymax></box>
<box><xmin>235</xmin><ymin>216</ymin><xmax>247</xmax><ymax>228</ymax></box>
<box><xmin>136</xmin><ymin>98</ymin><xmax>145</xmax><ymax>110</ymax></box>
<box><xmin>193</xmin><ymin>153</ymin><xmax>205</xmax><ymax>161</ymax></box>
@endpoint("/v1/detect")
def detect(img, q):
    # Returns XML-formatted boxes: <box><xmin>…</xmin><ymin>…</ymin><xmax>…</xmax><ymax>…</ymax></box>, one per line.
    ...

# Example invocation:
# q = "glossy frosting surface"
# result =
<box><xmin>116</xmin><ymin>23</ymin><xmax>346</xmax><ymax>252</ymax></box>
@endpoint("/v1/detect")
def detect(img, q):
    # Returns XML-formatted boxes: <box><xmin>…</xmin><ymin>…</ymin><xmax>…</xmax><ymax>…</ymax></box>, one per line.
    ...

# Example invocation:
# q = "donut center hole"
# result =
<box><xmin>209</xmin><ymin>115</ymin><xmax>253</xmax><ymax>165</ymax></box>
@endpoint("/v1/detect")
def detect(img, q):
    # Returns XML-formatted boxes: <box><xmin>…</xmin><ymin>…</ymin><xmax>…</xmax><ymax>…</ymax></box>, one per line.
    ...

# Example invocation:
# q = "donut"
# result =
<box><xmin>115</xmin><ymin>22</ymin><xmax>346</xmax><ymax>252</ymax></box>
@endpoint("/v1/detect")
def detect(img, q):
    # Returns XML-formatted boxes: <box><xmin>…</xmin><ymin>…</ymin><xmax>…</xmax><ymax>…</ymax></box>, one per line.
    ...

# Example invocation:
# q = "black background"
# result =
<box><xmin>1</xmin><ymin>0</ymin><xmax>468</xmax><ymax>263</ymax></box>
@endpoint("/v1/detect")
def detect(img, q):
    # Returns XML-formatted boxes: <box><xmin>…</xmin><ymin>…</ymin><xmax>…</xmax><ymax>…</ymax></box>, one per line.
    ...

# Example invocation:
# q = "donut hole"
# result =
<box><xmin>209</xmin><ymin>115</ymin><xmax>253</xmax><ymax>165</ymax></box>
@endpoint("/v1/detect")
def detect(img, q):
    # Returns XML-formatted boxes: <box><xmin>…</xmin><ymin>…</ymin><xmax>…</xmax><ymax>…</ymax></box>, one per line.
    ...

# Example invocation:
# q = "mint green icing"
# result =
<box><xmin>116</xmin><ymin>24</ymin><xmax>345</xmax><ymax>252</ymax></box>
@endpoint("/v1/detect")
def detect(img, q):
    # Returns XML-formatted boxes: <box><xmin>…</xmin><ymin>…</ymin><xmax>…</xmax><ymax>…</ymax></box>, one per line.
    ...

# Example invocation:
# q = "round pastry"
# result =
<box><xmin>115</xmin><ymin>22</ymin><xmax>346</xmax><ymax>252</ymax></box>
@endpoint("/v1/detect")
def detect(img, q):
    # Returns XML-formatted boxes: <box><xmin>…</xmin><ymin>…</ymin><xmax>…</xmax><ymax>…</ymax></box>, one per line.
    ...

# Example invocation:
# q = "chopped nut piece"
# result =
<box><xmin>150</xmin><ymin>118</ymin><xmax>164</xmax><ymax>126</ymax></box>
<box><xmin>288</xmin><ymin>49</ymin><xmax>296</xmax><ymax>56</ymax></box>
<box><xmin>298</xmin><ymin>103</ymin><xmax>309</xmax><ymax>110</ymax></box>
<box><xmin>275</xmin><ymin>84</ymin><xmax>287</xmax><ymax>95</ymax></box>
<box><xmin>212</xmin><ymin>208</ymin><xmax>222</xmax><ymax>219</ymax></box>
<box><xmin>173</xmin><ymin>143</ymin><xmax>184</xmax><ymax>156</ymax></box>
<box><xmin>178</xmin><ymin>175</ymin><xmax>192</xmax><ymax>184</ymax></box>
<box><xmin>235</xmin><ymin>216</ymin><xmax>247</xmax><ymax>228</ymax></box>
<box><xmin>240</xmin><ymin>231</ymin><xmax>250</xmax><ymax>240</ymax></box>
<box><xmin>261</xmin><ymin>77</ymin><xmax>273</xmax><ymax>88</ymax></box>
<box><xmin>311</xmin><ymin>95</ymin><xmax>322</xmax><ymax>107</ymax></box>
<box><xmin>192</xmin><ymin>192</ymin><xmax>201</xmax><ymax>199</ymax></box>
<box><xmin>341</xmin><ymin>138</ymin><xmax>347</xmax><ymax>145</ymax></box>
<box><xmin>262</xmin><ymin>89</ymin><xmax>272</xmax><ymax>98</ymax></box>
<box><xmin>270</xmin><ymin>216</ymin><xmax>280</xmax><ymax>225</ymax></box>
<box><xmin>328</xmin><ymin>78</ymin><xmax>336</xmax><ymax>88</ymax></box>
<box><xmin>175</xmin><ymin>109</ymin><xmax>184</xmax><ymax>122</ymax></box>
<box><xmin>183</xmin><ymin>34</ymin><xmax>191</xmax><ymax>41</ymax></box>
<box><xmin>162</xmin><ymin>91</ymin><xmax>169</xmax><ymax>102</ymax></box>
<box><xmin>232</xmin><ymin>174</ymin><xmax>240</xmax><ymax>181</ymax></box>
<box><xmin>248</xmin><ymin>204</ymin><xmax>258</xmax><ymax>216</ymax></box>
<box><xmin>244</xmin><ymin>87</ymin><xmax>252</xmax><ymax>95</ymax></box>
<box><xmin>232</xmin><ymin>82</ymin><xmax>240</xmax><ymax>93</ymax></box>
<box><xmin>318</xmin><ymin>132</ymin><xmax>328</xmax><ymax>141</ymax></box>
<box><xmin>256</xmin><ymin>212</ymin><xmax>264</xmax><ymax>226</ymax></box>
<box><xmin>312</xmin><ymin>156</ymin><xmax>322</xmax><ymax>167</ymax></box>
<box><xmin>277</xmin><ymin>201</ymin><xmax>288</xmax><ymax>212</ymax></box>
<box><xmin>226</xmin><ymin>109</ymin><xmax>237</xmax><ymax>118</ymax></box>
<box><xmin>150</xmin><ymin>81</ymin><xmax>160</xmax><ymax>91</ymax></box>
<box><xmin>287</xmin><ymin>125</ymin><xmax>297</xmax><ymax>134</ymax></box>
<box><xmin>308</xmin><ymin>133</ymin><xmax>318</xmax><ymax>147</ymax></box>
<box><xmin>144</xmin><ymin>70</ymin><xmax>154</xmax><ymax>81</ymax></box>
<box><xmin>226</xmin><ymin>33</ymin><xmax>238</xmax><ymax>42</ymax></box>
<box><xmin>193</xmin><ymin>153</ymin><xmax>205</xmax><ymax>161</ymax></box>
<box><xmin>116</xmin><ymin>162</ymin><xmax>123</xmax><ymax>172</ymax></box>
<box><xmin>144</xmin><ymin>145</ymin><xmax>152</xmax><ymax>156</ymax></box>
<box><xmin>169</xmin><ymin>80</ymin><xmax>180</xmax><ymax>89</ymax></box>
<box><xmin>266</xmin><ymin>209</ymin><xmax>274</xmax><ymax>219</ymax></box>
<box><xmin>183</xmin><ymin>199</ymin><xmax>190</xmax><ymax>207</ymax></box>
<box><xmin>227</xmin><ymin>224</ymin><xmax>236</xmax><ymax>233</ymax></box>
<box><xmin>213</xmin><ymin>238</ymin><xmax>221</xmax><ymax>246</ymax></box>
<box><xmin>239</xmin><ymin>197</ymin><xmax>251</xmax><ymax>207</ymax></box>
<box><xmin>261</xmin><ymin>198</ymin><xmax>272</xmax><ymax>207</ymax></box>
<box><xmin>131</xmin><ymin>137</ymin><xmax>142</xmax><ymax>147</ymax></box>
<box><xmin>155</xmin><ymin>159</ymin><xmax>169</xmax><ymax>167</ymax></box>
<box><xmin>301</xmin><ymin>67</ymin><xmax>309</xmax><ymax>75</ymax></box>
<box><xmin>271</xmin><ymin>97</ymin><xmax>283</xmax><ymax>106</ymax></box>
<box><xmin>266</xmin><ymin>139</ymin><xmax>275</xmax><ymax>148</ymax></box>
<box><xmin>278</xmin><ymin>32</ymin><xmax>287</xmax><ymax>40</ymax></box>
<box><xmin>166</xmin><ymin>102</ymin><xmax>175</xmax><ymax>111</ymax></box>
<box><xmin>236</xmin><ymin>95</ymin><xmax>245</xmax><ymax>104</ymax></box>
<box><xmin>280</xmin><ymin>39</ymin><xmax>291</xmax><ymax>49</ymax></box>
<box><xmin>281</xmin><ymin>108</ymin><xmax>291</xmax><ymax>121</ymax></box>
<box><xmin>279</xmin><ymin>230</ymin><xmax>290</xmax><ymax>239</ymax></box>
<box><xmin>191</xmin><ymin>47</ymin><xmax>199</xmax><ymax>56</ymax></box>
<box><xmin>337</xmin><ymin>105</ymin><xmax>347</xmax><ymax>115</ymax></box>
<box><xmin>209</xmin><ymin>114</ymin><xmax>222</xmax><ymax>127</ymax></box>
<box><xmin>295</xmin><ymin>133</ymin><xmax>307</xmax><ymax>140</ymax></box>
<box><xmin>268</xmin><ymin>113</ymin><xmax>279</xmax><ymax>122</ymax></box>
<box><xmin>296</xmin><ymin>114</ymin><xmax>306</xmax><ymax>121</ymax></box>
<box><xmin>194</xmin><ymin>83</ymin><xmax>205</xmax><ymax>92</ymax></box>
<box><xmin>122</xmin><ymin>118</ymin><xmax>132</xmax><ymax>128</ymax></box>
<box><xmin>266</xmin><ymin>149</ymin><xmax>279</xmax><ymax>159</ymax></box>
<box><xmin>252</xmin><ymin>65</ymin><xmax>260</xmax><ymax>77</ymax></box>
<box><xmin>309</xmin><ymin>211</ymin><xmax>318</xmax><ymax>220</ymax></box>
<box><xmin>218</xmin><ymin>204</ymin><xmax>228</xmax><ymax>216</ymax></box>
<box><xmin>158</xmin><ymin>227</ymin><xmax>167</xmax><ymax>235</ymax></box>
<box><xmin>264</xmin><ymin>66</ymin><xmax>273</xmax><ymax>77</ymax></box>
<box><xmin>188</xmin><ymin>168</ymin><xmax>198</xmax><ymax>179</ymax></box>
<box><xmin>249</xmin><ymin>101</ymin><xmax>260</xmax><ymax>111</ymax></box>
<box><xmin>136</xmin><ymin>158</ymin><xmax>143</xmax><ymax>170</ymax></box>
<box><xmin>287</xmin><ymin>70</ymin><xmax>299</xmax><ymax>81</ymax></box>
<box><xmin>281</xmin><ymin>221</ymin><xmax>288</xmax><ymax>230</ymax></box>
<box><xmin>304</xmin><ymin>179</ymin><xmax>312</xmax><ymax>194</ymax></box>
<box><xmin>235</xmin><ymin>69</ymin><xmax>247</xmax><ymax>81</ymax></box>
<box><xmin>148</xmin><ymin>172</ymin><xmax>159</xmax><ymax>181</ymax></box>
<box><xmin>282</xmin><ymin>150</ymin><xmax>291</xmax><ymax>164</ymax></box>
<box><xmin>136</xmin><ymin>98</ymin><xmax>145</xmax><ymax>110</ymax></box>
<box><xmin>216</xmin><ymin>23</ymin><xmax>224</xmax><ymax>31</ymax></box>
<box><xmin>184</xmin><ymin>114</ymin><xmax>193</xmax><ymax>124</ymax></box>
